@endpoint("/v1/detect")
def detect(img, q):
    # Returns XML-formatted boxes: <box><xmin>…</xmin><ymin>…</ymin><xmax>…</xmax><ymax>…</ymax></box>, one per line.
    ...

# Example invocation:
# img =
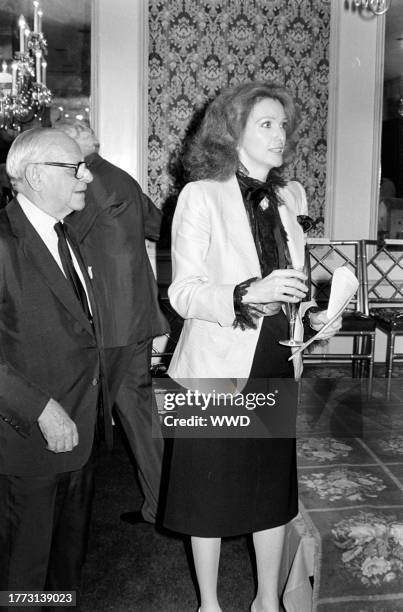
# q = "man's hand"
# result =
<box><xmin>37</xmin><ymin>398</ymin><xmax>79</xmax><ymax>453</ymax></box>
<box><xmin>309</xmin><ymin>309</ymin><xmax>343</xmax><ymax>340</ymax></box>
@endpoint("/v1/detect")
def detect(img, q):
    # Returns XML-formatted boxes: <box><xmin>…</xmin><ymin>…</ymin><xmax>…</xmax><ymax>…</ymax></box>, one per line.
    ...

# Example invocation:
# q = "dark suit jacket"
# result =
<box><xmin>0</xmin><ymin>199</ymin><xmax>102</xmax><ymax>476</ymax></box>
<box><xmin>66</xmin><ymin>153</ymin><xmax>168</xmax><ymax>349</ymax></box>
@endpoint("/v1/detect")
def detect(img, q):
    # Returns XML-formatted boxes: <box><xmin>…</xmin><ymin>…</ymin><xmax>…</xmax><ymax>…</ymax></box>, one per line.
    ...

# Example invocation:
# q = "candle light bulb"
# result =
<box><xmin>41</xmin><ymin>60</ymin><xmax>47</xmax><ymax>86</ymax></box>
<box><xmin>11</xmin><ymin>62</ymin><xmax>18</xmax><ymax>96</ymax></box>
<box><xmin>18</xmin><ymin>16</ymin><xmax>26</xmax><ymax>53</ymax></box>
<box><xmin>2</xmin><ymin>61</ymin><xmax>7</xmax><ymax>72</ymax></box>
<box><xmin>33</xmin><ymin>2</ymin><xmax>39</xmax><ymax>34</ymax></box>
<box><xmin>35</xmin><ymin>51</ymin><xmax>42</xmax><ymax>84</ymax></box>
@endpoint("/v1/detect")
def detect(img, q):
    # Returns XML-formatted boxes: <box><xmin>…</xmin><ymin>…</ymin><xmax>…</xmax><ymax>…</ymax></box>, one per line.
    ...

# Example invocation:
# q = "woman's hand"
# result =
<box><xmin>242</xmin><ymin>269</ymin><xmax>308</xmax><ymax>305</ymax></box>
<box><xmin>309</xmin><ymin>310</ymin><xmax>343</xmax><ymax>339</ymax></box>
<box><xmin>248</xmin><ymin>302</ymin><xmax>283</xmax><ymax>316</ymax></box>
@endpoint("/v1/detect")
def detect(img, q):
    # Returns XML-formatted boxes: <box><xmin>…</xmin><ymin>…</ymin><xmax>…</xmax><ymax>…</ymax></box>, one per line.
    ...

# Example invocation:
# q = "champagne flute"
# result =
<box><xmin>278</xmin><ymin>265</ymin><xmax>304</xmax><ymax>347</ymax></box>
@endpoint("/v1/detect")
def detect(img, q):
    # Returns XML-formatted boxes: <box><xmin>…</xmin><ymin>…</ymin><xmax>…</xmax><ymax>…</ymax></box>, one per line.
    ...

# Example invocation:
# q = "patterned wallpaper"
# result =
<box><xmin>148</xmin><ymin>0</ymin><xmax>330</xmax><ymax>236</ymax></box>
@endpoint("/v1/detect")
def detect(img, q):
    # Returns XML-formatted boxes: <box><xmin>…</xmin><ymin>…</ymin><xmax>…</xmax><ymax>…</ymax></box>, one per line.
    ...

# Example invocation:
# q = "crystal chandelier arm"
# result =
<box><xmin>369</xmin><ymin>0</ymin><xmax>392</xmax><ymax>15</ymax></box>
<box><xmin>354</xmin><ymin>0</ymin><xmax>392</xmax><ymax>15</ymax></box>
<box><xmin>0</xmin><ymin>2</ymin><xmax>52</xmax><ymax>131</ymax></box>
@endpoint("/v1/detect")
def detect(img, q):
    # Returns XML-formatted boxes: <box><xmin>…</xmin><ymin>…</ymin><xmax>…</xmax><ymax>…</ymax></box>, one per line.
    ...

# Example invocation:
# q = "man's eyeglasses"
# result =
<box><xmin>32</xmin><ymin>161</ymin><xmax>87</xmax><ymax>179</ymax></box>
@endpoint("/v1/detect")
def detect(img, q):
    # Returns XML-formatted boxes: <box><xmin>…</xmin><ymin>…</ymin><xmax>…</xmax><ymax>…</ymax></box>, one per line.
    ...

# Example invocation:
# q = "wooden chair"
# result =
<box><xmin>151</xmin><ymin>251</ymin><xmax>183</xmax><ymax>376</ymax></box>
<box><xmin>151</xmin><ymin>287</ymin><xmax>183</xmax><ymax>376</ymax></box>
<box><xmin>303</xmin><ymin>239</ymin><xmax>376</xmax><ymax>395</ymax></box>
<box><xmin>362</xmin><ymin>239</ymin><xmax>403</xmax><ymax>399</ymax></box>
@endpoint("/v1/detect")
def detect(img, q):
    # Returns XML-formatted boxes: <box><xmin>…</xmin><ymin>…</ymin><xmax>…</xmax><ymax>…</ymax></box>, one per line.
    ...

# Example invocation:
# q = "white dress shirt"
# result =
<box><xmin>18</xmin><ymin>193</ymin><xmax>92</xmax><ymax>310</ymax></box>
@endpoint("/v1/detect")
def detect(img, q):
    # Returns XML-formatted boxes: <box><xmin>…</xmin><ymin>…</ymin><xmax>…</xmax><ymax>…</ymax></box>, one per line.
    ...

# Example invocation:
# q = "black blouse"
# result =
<box><xmin>236</xmin><ymin>170</ymin><xmax>290</xmax><ymax>276</ymax></box>
<box><xmin>233</xmin><ymin>170</ymin><xmax>290</xmax><ymax>330</ymax></box>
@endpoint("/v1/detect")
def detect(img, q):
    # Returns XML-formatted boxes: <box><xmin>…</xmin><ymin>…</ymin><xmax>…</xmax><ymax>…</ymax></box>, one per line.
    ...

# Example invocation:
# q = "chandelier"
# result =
<box><xmin>354</xmin><ymin>0</ymin><xmax>392</xmax><ymax>15</ymax></box>
<box><xmin>0</xmin><ymin>1</ymin><xmax>52</xmax><ymax>131</ymax></box>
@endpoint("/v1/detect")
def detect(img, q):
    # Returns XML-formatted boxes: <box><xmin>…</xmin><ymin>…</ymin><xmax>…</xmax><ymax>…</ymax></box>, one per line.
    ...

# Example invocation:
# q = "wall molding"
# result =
<box><xmin>369</xmin><ymin>15</ymin><xmax>385</xmax><ymax>239</ymax></box>
<box><xmin>326</xmin><ymin>4</ymin><xmax>385</xmax><ymax>240</ymax></box>
<box><xmin>90</xmin><ymin>0</ymin><xmax>149</xmax><ymax>190</ymax></box>
<box><xmin>325</xmin><ymin>0</ymin><xmax>340</xmax><ymax>239</ymax></box>
<box><xmin>90</xmin><ymin>0</ymin><xmax>98</xmax><ymax>135</ymax></box>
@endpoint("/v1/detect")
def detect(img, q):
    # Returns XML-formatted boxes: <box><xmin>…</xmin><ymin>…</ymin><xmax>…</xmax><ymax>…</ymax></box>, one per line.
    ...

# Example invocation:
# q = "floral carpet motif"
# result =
<box><xmin>378</xmin><ymin>435</ymin><xmax>403</xmax><ymax>456</ymax></box>
<box><xmin>297</xmin><ymin>437</ymin><xmax>353</xmax><ymax>463</ymax></box>
<box><xmin>300</xmin><ymin>468</ymin><xmax>386</xmax><ymax>502</ymax></box>
<box><xmin>297</xmin><ymin>376</ymin><xmax>403</xmax><ymax>612</ymax></box>
<box><xmin>332</xmin><ymin>512</ymin><xmax>403</xmax><ymax>588</ymax></box>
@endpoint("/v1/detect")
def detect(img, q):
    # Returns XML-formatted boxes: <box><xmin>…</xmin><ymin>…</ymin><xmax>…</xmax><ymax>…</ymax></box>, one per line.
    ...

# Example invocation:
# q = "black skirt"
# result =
<box><xmin>162</xmin><ymin>311</ymin><xmax>298</xmax><ymax>537</ymax></box>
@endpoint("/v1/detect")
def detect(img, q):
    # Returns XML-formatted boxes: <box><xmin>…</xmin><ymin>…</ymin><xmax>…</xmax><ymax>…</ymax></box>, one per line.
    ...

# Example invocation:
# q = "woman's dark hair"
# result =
<box><xmin>182</xmin><ymin>81</ymin><xmax>298</xmax><ymax>182</ymax></box>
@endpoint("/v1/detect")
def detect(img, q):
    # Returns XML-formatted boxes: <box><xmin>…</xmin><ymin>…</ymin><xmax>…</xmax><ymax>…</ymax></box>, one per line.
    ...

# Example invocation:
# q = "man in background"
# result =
<box><xmin>55</xmin><ymin>120</ymin><xmax>168</xmax><ymax>524</ymax></box>
<box><xmin>0</xmin><ymin>128</ymin><xmax>104</xmax><ymax>598</ymax></box>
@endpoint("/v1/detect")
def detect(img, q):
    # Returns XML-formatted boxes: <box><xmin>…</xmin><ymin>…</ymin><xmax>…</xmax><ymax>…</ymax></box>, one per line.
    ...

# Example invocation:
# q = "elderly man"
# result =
<box><xmin>0</xmin><ymin>128</ymin><xmax>105</xmax><ymax>598</ymax></box>
<box><xmin>55</xmin><ymin>121</ymin><xmax>168</xmax><ymax>524</ymax></box>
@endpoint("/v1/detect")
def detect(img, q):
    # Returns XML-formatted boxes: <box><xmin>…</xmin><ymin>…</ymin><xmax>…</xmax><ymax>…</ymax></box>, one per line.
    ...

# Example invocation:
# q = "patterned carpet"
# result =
<box><xmin>297</xmin><ymin>372</ymin><xmax>403</xmax><ymax>612</ymax></box>
<box><xmin>80</xmin><ymin>367</ymin><xmax>403</xmax><ymax>611</ymax></box>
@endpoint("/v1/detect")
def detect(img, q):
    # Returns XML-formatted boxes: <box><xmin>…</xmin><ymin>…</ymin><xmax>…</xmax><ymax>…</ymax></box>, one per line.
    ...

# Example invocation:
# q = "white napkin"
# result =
<box><xmin>326</xmin><ymin>266</ymin><xmax>359</xmax><ymax>320</ymax></box>
<box><xmin>289</xmin><ymin>266</ymin><xmax>359</xmax><ymax>360</ymax></box>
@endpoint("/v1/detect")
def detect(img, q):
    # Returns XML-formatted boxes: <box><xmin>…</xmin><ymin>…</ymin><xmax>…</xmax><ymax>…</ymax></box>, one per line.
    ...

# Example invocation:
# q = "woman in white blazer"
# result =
<box><xmin>162</xmin><ymin>82</ymin><xmax>340</xmax><ymax>612</ymax></box>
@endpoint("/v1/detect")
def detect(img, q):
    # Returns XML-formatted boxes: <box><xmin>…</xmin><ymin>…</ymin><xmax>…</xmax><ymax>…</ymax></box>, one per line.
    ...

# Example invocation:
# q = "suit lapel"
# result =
<box><xmin>66</xmin><ymin>226</ymin><xmax>99</xmax><ymax>328</ymax></box>
<box><xmin>221</xmin><ymin>177</ymin><xmax>305</xmax><ymax>274</ymax></box>
<box><xmin>221</xmin><ymin>176</ymin><xmax>261</xmax><ymax>276</ymax></box>
<box><xmin>7</xmin><ymin>200</ymin><xmax>95</xmax><ymax>336</ymax></box>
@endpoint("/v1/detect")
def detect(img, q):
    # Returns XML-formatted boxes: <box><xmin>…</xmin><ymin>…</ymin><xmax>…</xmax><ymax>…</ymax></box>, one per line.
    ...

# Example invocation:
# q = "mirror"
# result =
<box><xmin>379</xmin><ymin>0</ymin><xmax>403</xmax><ymax>240</ymax></box>
<box><xmin>0</xmin><ymin>0</ymin><xmax>91</xmax><ymax>206</ymax></box>
<box><xmin>0</xmin><ymin>1</ymin><xmax>91</xmax><ymax>143</ymax></box>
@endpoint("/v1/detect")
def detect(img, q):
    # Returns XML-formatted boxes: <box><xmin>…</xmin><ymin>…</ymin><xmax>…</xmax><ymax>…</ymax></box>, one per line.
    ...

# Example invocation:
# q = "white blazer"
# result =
<box><xmin>168</xmin><ymin>175</ymin><xmax>314</xmax><ymax>383</ymax></box>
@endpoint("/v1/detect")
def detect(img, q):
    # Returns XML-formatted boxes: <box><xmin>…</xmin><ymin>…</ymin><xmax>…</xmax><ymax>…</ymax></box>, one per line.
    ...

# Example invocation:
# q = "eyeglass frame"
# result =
<box><xmin>30</xmin><ymin>161</ymin><xmax>87</xmax><ymax>179</ymax></box>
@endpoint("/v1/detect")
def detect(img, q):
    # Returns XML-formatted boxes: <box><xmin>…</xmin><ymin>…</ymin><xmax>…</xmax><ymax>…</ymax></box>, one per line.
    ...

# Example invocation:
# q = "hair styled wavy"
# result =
<box><xmin>182</xmin><ymin>81</ymin><xmax>299</xmax><ymax>182</ymax></box>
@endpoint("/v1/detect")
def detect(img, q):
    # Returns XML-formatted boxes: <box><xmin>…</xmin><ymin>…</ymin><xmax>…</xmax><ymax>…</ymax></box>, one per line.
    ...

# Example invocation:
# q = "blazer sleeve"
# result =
<box><xmin>140</xmin><ymin>191</ymin><xmax>162</xmax><ymax>242</ymax></box>
<box><xmin>0</xmin><ymin>360</ymin><xmax>50</xmax><ymax>437</ymax></box>
<box><xmin>287</xmin><ymin>180</ymin><xmax>309</xmax><ymax>216</ymax></box>
<box><xmin>0</xmin><ymin>246</ymin><xmax>50</xmax><ymax>437</ymax></box>
<box><xmin>168</xmin><ymin>182</ymin><xmax>236</xmax><ymax>326</ymax></box>
<box><xmin>285</xmin><ymin>182</ymin><xmax>319</xmax><ymax>315</ymax></box>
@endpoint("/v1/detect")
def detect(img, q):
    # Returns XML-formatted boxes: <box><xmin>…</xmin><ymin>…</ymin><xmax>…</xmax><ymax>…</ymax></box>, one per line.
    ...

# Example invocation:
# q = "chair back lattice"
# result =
<box><xmin>151</xmin><ymin>292</ymin><xmax>183</xmax><ymax>374</ymax></box>
<box><xmin>307</xmin><ymin>239</ymin><xmax>363</xmax><ymax>313</ymax></box>
<box><xmin>363</xmin><ymin>240</ymin><xmax>403</xmax><ymax>309</ymax></box>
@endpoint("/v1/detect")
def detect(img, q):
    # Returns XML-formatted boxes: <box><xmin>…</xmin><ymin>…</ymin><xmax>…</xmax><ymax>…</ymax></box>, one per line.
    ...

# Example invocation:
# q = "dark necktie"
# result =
<box><xmin>54</xmin><ymin>223</ymin><xmax>110</xmax><ymax>444</ymax></box>
<box><xmin>54</xmin><ymin>221</ymin><xmax>92</xmax><ymax>321</ymax></box>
